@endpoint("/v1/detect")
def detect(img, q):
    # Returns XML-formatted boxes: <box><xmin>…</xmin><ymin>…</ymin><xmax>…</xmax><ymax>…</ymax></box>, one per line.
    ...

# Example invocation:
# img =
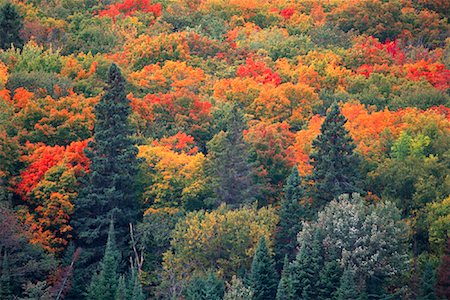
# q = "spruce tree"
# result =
<box><xmin>87</xmin><ymin>219</ymin><xmax>120</xmax><ymax>300</ymax></box>
<box><xmin>291</xmin><ymin>229</ymin><xmax>323</xmax><ymax>299</ymax></box>
<box><xmin>250</xmin><ymin>237</ymin><xmax>278</xmax><ymax>300</ymax></box>
<box><xmin>0</xmin><ymin>251</ymin><xmax>11</xmax><ymax>300</ymax></box>
<box><xmin>336</xmin><ymin>267</ymin><xmax>363</xmax><ymax>300</ymax></box>
<box><xmin>318</xmin><ymin>259</ymin><xmax>342</xmax><ymax>299</ymax></box>
<box><xmin>275</xmin><ymin>166</ymin><xmax>305</xmax><ymax>265</ymax></box>
<box><xmin>114</xmin><ymin>275</ymin><xmax>126</xmax><ymax>300</ymax></box>
<box><xmin>185</xmin><ymin>273</ymin><xmax>224</xmax><ymax>300</ymax></box>
<box><xmin>206</xmin><ymin>104</ymin><xmax>257</xmax><ymax>206</ymax></box>
<box><xmin>0</xmin><ymin>2</ymin><xmax>23</xmax><ymax>50</ymax></box>
<box><xmin>276</xmin><ymin>256</ymin><xmax>294</xmax><ymax>300</ymax></box>
<box><xmin>308</xmin><ymin>102</ymin><xmax>361</xmax><ymax>208</ymax></box>
<box><xmin>72</xmin><ymin>63</ymin><xmax>141</xmax><ymax>290</ymax></box>
<box><xmin>418</xmin><ymin>260</ymin><xmax>437</xmax><ymax>300</ymax></box>
<box><xmin>129</xmin><ymin>268</ymin><xmax>145</xmax><ymax>300</ymax></box>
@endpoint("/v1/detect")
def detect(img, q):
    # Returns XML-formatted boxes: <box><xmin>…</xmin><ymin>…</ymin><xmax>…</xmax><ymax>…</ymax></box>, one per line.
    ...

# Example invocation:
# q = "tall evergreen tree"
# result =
<box><xmin>87</xmin><ymin>219</ymin><xmax>120</xmax><ymax>300</ymax></box>
<box><xmin>0</xmin><ymin>251</ymin><xmax>11</xmax><ymax>300</ymax></box>
<box><xmin>129</xmin><ymin>268</ymin><xmax>145</xmax><ymax>300</ymax></box>
<box><xmin>0</xmin><ymin>2</ymin><xmax>23</xmax><ymax>50</ymax></box>
<box><xmin>291</xmin><ymin>229</ymin><xmax>323</xmax><ymax>299</ymax></box>
<box><xmin>276</xmin><ymin>255</ymin><xmax>294</xmax><ymax>300</ymax></box>
<box><xmin>307</xmin><ymin>102</ymin><xmax>361</xmax><ymax>208</ymax></box>
<box><xmin>72</xmin><ymin>63</ymin><xmax>141</xmax><ymax>292</ymax></box>
<box><xmin>318</xmin><ymin>259</ymin><xmax>342</xmax><ymax>299</ymax></box>
<box><xmin>275</xmin><ymin>166</ymin><xmax>306</xmax><ymax>265</ymax></box>
<box><xmin>206</xmin><ymin>104</ymin><xmax>257</xmax><ymax>206</ymax></box>
<box><xmin>418</xmin><ymin>260</ymin><xmax>437</xmax><ymax>300</ymax></box>
<box><xmin>336</xmin><ymin>267</ymin><xmax>363</xmax><ymax>300</ymax></box>
<box><xmin>114</xmin><ymin>275</ymin><xmax>126</xmax><ymax>300</ymax></box>
<box><xmin>250</xmin><ymin>237</ymin><xmax>278</xmax><ymax>300</ymax></box>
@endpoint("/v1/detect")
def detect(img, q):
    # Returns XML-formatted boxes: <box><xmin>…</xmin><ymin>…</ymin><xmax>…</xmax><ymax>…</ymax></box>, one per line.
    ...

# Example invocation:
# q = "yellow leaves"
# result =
<box><xmin>0</xmin><ymin>61</ymin><xmax>8</xmax><ymax>89</ymax></box>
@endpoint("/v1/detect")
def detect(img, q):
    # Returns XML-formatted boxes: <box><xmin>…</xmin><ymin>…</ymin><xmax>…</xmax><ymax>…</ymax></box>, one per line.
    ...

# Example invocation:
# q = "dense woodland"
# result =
<box><xmin>0</xmin><ymin>0</ymin><xmax>449</xmax><ymax>299</ymax></box>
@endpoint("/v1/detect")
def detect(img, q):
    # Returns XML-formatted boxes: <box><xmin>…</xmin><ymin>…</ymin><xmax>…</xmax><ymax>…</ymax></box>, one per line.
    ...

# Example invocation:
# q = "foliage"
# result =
<box><xmin>0</xmin><ymin>2</ymin><xmax>23</xmax><ymax>50</ymax></box>
<box><xmin>249</xmin><ymin>237</ymin><xmax>278</xmax><ymax>300</ymax></box>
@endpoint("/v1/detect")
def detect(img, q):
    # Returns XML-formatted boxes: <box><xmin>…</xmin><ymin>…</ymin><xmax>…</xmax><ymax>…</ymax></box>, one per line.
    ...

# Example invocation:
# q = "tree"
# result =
<box><xmin>87</xmin><ymin>219</ymin><xmax>120</xmax><ymax>300</ymax></box>
<box><xmin>206</xmin><ymin>104</ymin><xmax>257</xmax><ymax>206</ymax></box>
<box><xmin>185</xmin><ymin>273</ymin><xmax>224</xmax><ymax>300</ymax></box>
<box><xmin>275</xmin><ymin>166</ymin><xmax>306</xmax><ymax>265</ymax></box>
<box><xmin>290</xmin><ymin>229</ymin><xmax>323</xmax><ymax>299</ymax></box>
<box><xmin>419</xmin><ymin>260</ymin><xmax>437</xmax><ymax>300</ymax></box>
<box><xmin>224</xmin><ymin>276</ymin><xmax>254</xmax><ymax>300</ymax></box>
<box><xmin>0</xmin><ymin>2</ymin><xmax>23</xmax><ymax>50</ymax></box>
<box><xmin>436</xmin><ymin>238</ymin><xmax>450</xmax><ymax>299</ymax></box>
<box><xmin>317</xmin><ymin>258</ymin><xmax>342</xmax><ymax>299</ymax></box>
<box><xmin>0</xmin><ymin>251</ymin><xmax>11</xmax><ymax>300</ymax></box>
<box><xmin>250</xmin><ymin>237</ymin><xmax>278</xmax><ymax>300</ymax></box>
<box><xmin>336</xmin><ymin>267</ymin><xmax>362</xmax><ymax>300</ymax></box>
<box><xmin>276</xmin><ymin>256</ymin><xmax>294</xmax><ymax>300</ymax></box>
<box><xmin>114</xmin><ymin>275</ymin><xmax>126</xmax><ymax>300</ymax></box>
<box><xmin>72</xmin><ymin>63</ymin><xmax>141</xmax><ymax>292</ymax></box>
<box><xmin>308</xmin><ymin>103</ymin><xmax>361</xmax><ymax>208</ymax></box>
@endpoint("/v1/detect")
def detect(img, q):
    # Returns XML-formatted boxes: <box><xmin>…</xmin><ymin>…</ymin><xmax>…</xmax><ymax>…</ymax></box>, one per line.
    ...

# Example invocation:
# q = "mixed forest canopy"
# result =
<box><xmin>0</xmin><ymin>0</ymin><xmax>449</xmax><ymax>299</ymax></box>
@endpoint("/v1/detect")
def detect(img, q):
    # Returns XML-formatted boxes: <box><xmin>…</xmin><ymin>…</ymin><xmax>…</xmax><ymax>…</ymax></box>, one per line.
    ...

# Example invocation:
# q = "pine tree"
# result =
<box><xmin>114</xmin><ymin>275</ymin><xmax>126</xmax><ymax>300</ymax></box>
<box><xmin>436</xmin><ymin>238</ymin><xmax>449</xmax><ymax>300</ymax></box>
<box><xmin>291</xmin><ymin>229</ymin><xmax>323</xmax><ymax>299</ymax></box>
<box><xmin>336</xmin><ymin>267</ymin><xmax>363</xmax><ymax>300</ymax></box>
<box><xmin>318</xmin><ymin>259</ymin><xmax>342</xmax><ymax>299</ymax></box>
<box><xmin>307</xmin><ymin>102</ymin><xmax>361</xmax><ymax>208</ymax></box>
<box><xmin>207</xmin><ymin>104</ymin><xmax>257</xmax><ymax>206</ymax></box>
<box><xmin>250</xmin><ymin>237</ymin><xmax>278</xmax><ymax>300</ymax></box>
<box><xmin>87</xmin><ymin>219</ymin><xmax>120</xmax><ymax>300</ymax></box>
<box><xmin>0</xmin><ymin>2</ymin><xmax>23</xmax><ymax>50</ymax></box>
<box><xmin>129</xmin><ymin>268</ymin><xmax>145</xmax><ymax>300</ymax></box>
<box><xmin>72</xmin><ymin>63</ymin><xmax>141</xmax><ymax>290</ymax></box>
<box><xmin>275</xmin><ymin>166</ymin><xmax>306</xmax><ymax>266</ymax></box>
<box><xmin>276</xmin><ymin>256</ymin><xmax>294</xmax><ymax>300</ymax></box>
<box><xmin>185</xmin><ymin>273</ymin><xmax>224</xmax><ymax>300</ymax></box>
<box><xmin>418</xmin><ymin>260</ymin><xmax>437</xmax><ymax>300</ymax></box>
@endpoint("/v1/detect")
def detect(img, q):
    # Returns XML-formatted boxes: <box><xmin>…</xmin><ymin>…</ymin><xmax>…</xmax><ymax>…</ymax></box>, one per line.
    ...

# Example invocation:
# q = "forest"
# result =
<box><xmin>0</xmin><ymin>0</ymin><xmax>449</xmax><ymax>299</ymax></box>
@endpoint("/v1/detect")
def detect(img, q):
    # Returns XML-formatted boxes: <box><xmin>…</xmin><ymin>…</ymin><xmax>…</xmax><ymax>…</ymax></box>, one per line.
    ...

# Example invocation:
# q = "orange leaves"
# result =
<box><xmin>98</xmin><ymin>0</ymin><xmax>162</xmax><ymax>21</ymax></box>
<box><xmin>236</xmin><ymin>58</ymin><xmax>281</xmax><ymax>86</ymax></box>
<box><xmin>404</xmin><ymin>60</ymin><xmax>450</xmax><ymax>90</ymax></box>
<box><xmin>0</xmin><ymin>61</ymin><xmax>8</xmax><ymax>89</ymax></box>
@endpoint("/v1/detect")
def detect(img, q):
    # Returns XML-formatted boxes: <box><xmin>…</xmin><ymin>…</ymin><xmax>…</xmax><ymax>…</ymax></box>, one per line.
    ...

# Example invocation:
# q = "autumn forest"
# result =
<box><xmin>0</xmin><ymin>0</ymin><xmax>449</xmax><ymax>299</ymax></box>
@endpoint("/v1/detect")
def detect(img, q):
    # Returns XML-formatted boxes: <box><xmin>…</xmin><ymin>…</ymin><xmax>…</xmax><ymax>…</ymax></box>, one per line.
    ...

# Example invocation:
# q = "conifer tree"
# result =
<box><xmin>87</xmin><ymin>219</ymin><xmax>120</xmax><ymax>300</ymax></box>
<box><xmin>250</xmin><ymin>237</ymin><xmax>278</xmax><ymax>300</ymax></box>
<box><xmin>275</xmin><ymin>166</ymin><xmax>305</xmax><ymax>265</ymax></box>
<box><xmin>224</xmin><ymin>276</ymin><xmax>254</xmax><ymax>300</ymax></box>
<box><xmin>129</xmin><ymin>268</ymin><xmax>145</xmax><ymax>300</ymax></box>
<box><xmin>336</xmin><ymin>267</ymin><xmax>362</xmax><ymax>300</ymax></box>
<box><xmin>291</xmin><ymin>229</ymin><xmax>323</xmax><ymax>299</ymax></box>
<box><xmin>308</xmin><ymin>103</ymin><xmax>361</xmax><ymax>208</ymax></box>
<box><xmin>419</xmin><ymin>261</ymin><xmax>437</xmax><ymax>300</ymax></box>
<box><xmin>72</xmin><ymin>63</ymin><xmax>141</xmax><ymax>289</ymax></box>
<box><xmin>207</xmin><ymin>104</ymin><xmax>257</xmax><ymax>206</ymax></box>
<box><xmin>276</xmin><ymin>255</ymin><xmax>294</xmax><ymax>300</ymax></box>
<box><xmin>0</xmin><ymin>2</ymin><xmax>23</xmax><ymax>50</ymax></box>
<box><xmin>185</xmin><ymin>273</ymin><xmax>224</xmax><ymax>300</ymax></box>
<box><xmin>114</xmin><ymin>275</ymin><xmax>126</xmax><ymax>300</ymax></box>
<box><xmin>317</xmin><ymin>259</ymin><xmax>341</xmax><ymax>299</ymax></box>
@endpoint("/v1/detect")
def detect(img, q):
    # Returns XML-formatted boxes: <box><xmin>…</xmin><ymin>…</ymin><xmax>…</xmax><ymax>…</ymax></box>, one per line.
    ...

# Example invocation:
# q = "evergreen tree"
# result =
<box><xmin>307</xmin><ymin>103</ymin><xmax>361</xmax><ymax>208</ymax></box>
<box><xmin>418</xmin><ymin>261</ymin><xmax>437</xmax><ymax>300</ymax></box>
<box><xmin>87</xmin><ymin>219</ymin><xmax>120</xmax><ymax>300</ymax></box>
<box><xmin>185</xmin><ymin>273</ymin><xmax>224</xmax><ymax>300</ymax></box>
<box><xmin>275</xmin><ymin>166</ymin><xmax>306</xmax><ymax>266</ymax></box>
<box><xmin>0</xmin><ymin>251</ymin><xmax>11</xmax><ymax>300</ymax></box>
<box><xmin>291</xmin><ymin>229</ymin><xmax>323</xmax><ymax>299</ymax></box>
<box><xmin>0</xmin><ymin>2</ymin><xmax>23</xmax><ymax>50</ymax></box>
<box><xmin>129</xmin><ymin>268</ymin><xmax>145</xmax><ymax>300</ymax></box>
<box><xmin>276</xmin><ymin>256</ymin><xmax>294</xmax><ymax>300</ymax></box>
<box><xmin>206</xmin><ymin>104</ymin><xmax>257</xmax><ymax>206</ymax></box>
<box><xmin>336</xmin><ymin>267</ymin><xmax>363</xmax><ymax>300</ymax></box>
<box><xmin>250</xmin><ymin>237</ymin><xmax>278</xmax><ymax>300</ymax></box>
<box><xmin>436</xmin><ymin>238</ymin><xmax>450</xmax><ymax>299</ymax></box>
<box><xmin>72</xmin><ymin>63</ymin><xmax>141</xmax><ymax>290</ymax></box>
<box><xmin>114</xmin><ymin>275</ymin><xmax>126</xmax><ymax>300</ymax></box>
<box><xmin>318</xmin><ymin>259</ymin><xmax>342</xmax><ymax>299</ymax></box>
<box><xmin>224</xmin><ymin>276</ymin><xmax>254</xmax><ymax>300</ymax></box>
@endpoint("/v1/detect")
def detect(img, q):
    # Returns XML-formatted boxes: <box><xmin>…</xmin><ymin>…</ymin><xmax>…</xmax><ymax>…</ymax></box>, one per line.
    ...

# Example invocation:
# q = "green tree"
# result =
<box><xmin>276</xmin><ymin>256</ymin><xmax>294</xmax><ymax>300</ymax></box>
<box><xmin>206</xmin><ymin>104</ymin><xmax>257</xmax><ymax>206</ymax></box>
<box><xmin>185</xmin><ymin>273</ymin><xmax>224</xmax><ymax>300</ymax></box>
<box><xmin>308</xmin><ymin>103</ymin><xmax>361</xmax><ymax>208</ymax></box>
<box><xmin>224</xmin><ymin>276</ymin><xmax>254</xmax><ymax>300</ymax></box>
<box><xmin>250</xmin><ymin>237</ymin><xmax>278</xmax><ymax>300</ymax></box>
<box><xmin>87</xmin><ymin>219</ymin><xmax>120</xmax><ymax>300</ymax></box>
<box><xmin>336</xmin><ymin>267</ymin><xmax>362</xmax><ymax>300</ymax></box>
<box><xmin>290</xmin><ymin>229</ymin><xmax>323</xmax><ymax>299</ymax></box>
<box><xmin>114</xmin><ymin>275</ymin><xmax>126</xmax><ymax>300</ymax></box>
<box><xmin>0</xmin><ymin>251</ymin><xmax>11</xmax><ymax>300</ymax></box>
<box><xmin>275</xmin><ymin>166</ymin><xmax>306</xmax><ymax>265</ymax></box>
<box><xmin>419</xmin><ymin>260</ymin><xmax>437</xmax><ymax>300</ymax></box>
<box><xmin>318</xmin><ymin>259</ymin><xmax>342</xmax><ymax>299</ymax></box>
<box><xmin>72</xmin><ymin>63</ymin><xmax>141</xmax><ymax>290</ymax></box>
<box><xmin>128</xmin><ymin>268</ymin><xmax>145</xmax><ymax>300</ymax></box>
<box><xmin>0</xmin><ymin>2</ymin><xmax>23</xmax><ymax>50</ymax></box>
